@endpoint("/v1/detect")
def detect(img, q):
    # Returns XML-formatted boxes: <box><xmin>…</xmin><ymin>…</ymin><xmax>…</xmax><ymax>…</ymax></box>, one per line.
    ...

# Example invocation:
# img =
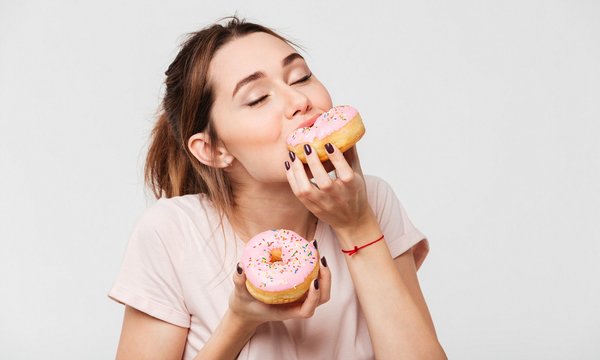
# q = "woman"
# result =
<box><xmin>109</xmin><ymin>16</ymin><xmax>446</xmax><ymax>360</ymax></box>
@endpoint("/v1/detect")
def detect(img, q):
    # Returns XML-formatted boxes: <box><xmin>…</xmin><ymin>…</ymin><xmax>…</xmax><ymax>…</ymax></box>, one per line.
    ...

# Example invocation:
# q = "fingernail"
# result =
<box><xmin>321</xmin><ymin>256</ymin><xmax>328</xmax><ymax>267</ymax></box>
<box><xmin>314</xmin><ymin>278</ymin><xmax>319</xmax><ymax>290</ymax></box>
<box><xmin>289</xmin><ymin>151</ymin><xmax>296</xmax><ymax>162</ymax></box>
<box><xmin>236</xmin><ymin>263</ymin><xmax>242</xmax><ymax>274</ymax></box>
<box><xmin>313</xmin><ymin>240</ymin><xmax>318</xmax><ymax>250</ymax></box>
<box><xmin>325</xmin><ymin>143</ymin><xmax>334</xmax><ymax>154</ymax></box>
<box><xmin>304</xmin><ymin>144</ymin><xmax>312</xmax><ymax>155</ymax></box>
<box><xmin>284</xmin><ymin>161</ymin><xmax>290</xmax><ymax>170</ymax></box>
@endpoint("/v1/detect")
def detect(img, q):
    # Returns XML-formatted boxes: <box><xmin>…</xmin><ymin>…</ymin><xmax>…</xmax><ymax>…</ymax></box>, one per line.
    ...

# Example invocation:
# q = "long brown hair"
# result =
<box><xmin>144</xmin><ymin>16</ymin><xmax>295</xmax><ymax>219</ymax></box>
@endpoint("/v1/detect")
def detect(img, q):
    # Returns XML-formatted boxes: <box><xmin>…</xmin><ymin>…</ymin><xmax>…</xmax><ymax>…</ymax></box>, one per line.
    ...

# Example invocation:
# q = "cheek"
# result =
<box><xmin>222</xmin><ymin>113</ymin><xmax>284</xmax><ymax>156</ymax></box>
<box><xmin>310</xmin><ymin>80</ymin><xmax>333</xmax><ymax>109</ymax></box>
<box><xmin>231</xmin><ymin>117</ymin><xmax>289</xmax><ymax>177</ymax></box>
<box><xmin>250</xmin><ymin>119</ymin><xmax>282</xmax><ymax>141</ymax></box>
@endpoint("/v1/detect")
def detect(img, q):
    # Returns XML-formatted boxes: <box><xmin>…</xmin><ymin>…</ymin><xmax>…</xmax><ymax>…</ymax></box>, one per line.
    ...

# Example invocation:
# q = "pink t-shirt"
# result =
<box><xmin>109</xmin><ymin>175</ymin><xmax>429</xmax><ymax>359</ymax></box>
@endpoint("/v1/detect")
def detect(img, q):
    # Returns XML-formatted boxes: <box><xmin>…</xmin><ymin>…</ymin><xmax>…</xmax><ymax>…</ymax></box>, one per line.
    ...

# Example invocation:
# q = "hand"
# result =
<box><xmin>285</xmin><ymin>144</ymin><xmax>375</xmax><ymax>233</ymax></box>
<box><xmin>228</xmin><ymin>258</ymin><xmax>331</xmax><ymax>327</ymax></box>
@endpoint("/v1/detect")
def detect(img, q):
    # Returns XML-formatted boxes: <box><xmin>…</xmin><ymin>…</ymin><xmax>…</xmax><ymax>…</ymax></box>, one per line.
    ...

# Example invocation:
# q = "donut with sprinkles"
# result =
<box><xmin>287</xmin><ymin>105</ymin><xmax>365</xmax><ymax>163</ymax></box>
<box><xmin>241</xmin><ymin>229</ymin><xmax>319</xmax><ymax>304</ymax></box>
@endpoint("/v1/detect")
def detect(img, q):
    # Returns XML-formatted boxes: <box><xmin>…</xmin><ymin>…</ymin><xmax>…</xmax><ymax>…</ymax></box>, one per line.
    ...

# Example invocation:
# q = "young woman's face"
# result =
<box><xmin>208</xmin><ymin>32</ymin><xmax>333</xmax><ymax>183</ymax></box>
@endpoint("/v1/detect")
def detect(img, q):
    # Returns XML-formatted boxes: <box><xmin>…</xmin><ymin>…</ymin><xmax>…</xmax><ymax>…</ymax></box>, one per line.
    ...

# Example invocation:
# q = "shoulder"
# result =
<box><xmin>364</xmin><ymin>174</ymin><xmax>388</xmax><ymax>190</ymax></box>
<box><xmin>140</xmin><ymin>193</ymin><xmax>215</xmax><ymax>226</ymax></box>
<box><xmin>364</xmin><ymin>174</ymin><xmax>398</xmax><ymax>204</ymax></box>
<box><xmin>363</xmin><ymin>175</ymin><xmax>429</xmax><ymax>263</ymax></box>
<box><xmin>363</xmin><ymin>174</ymin><xmax>409</xmax><ymax>223</ymax></box>
<box><xmin>132</xmin><ymin>194</ymin><xmax>218</xmax><ymax>246</ymax></box>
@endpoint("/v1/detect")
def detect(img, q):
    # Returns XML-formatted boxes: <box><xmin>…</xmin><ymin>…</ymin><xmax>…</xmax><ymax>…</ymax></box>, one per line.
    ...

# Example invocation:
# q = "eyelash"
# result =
<box><xmin>247</xmin><ymin>73</ymin><xmax>313</xmax><ymax>107</ymax></box>
<box><xmin>293</xmin><ymin>73</ymin><xmax>312</xmax><ymax>85</ymax></box>
<box><xmin>247</xmin><ymin>95</ymin><xmax>268</xmax><ymax>107</ymax></box>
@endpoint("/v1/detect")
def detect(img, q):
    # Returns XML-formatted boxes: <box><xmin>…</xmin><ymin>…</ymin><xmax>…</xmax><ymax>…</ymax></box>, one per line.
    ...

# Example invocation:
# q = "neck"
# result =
<box><xmin>228</xmin><ymin>182</ymin><xmax>317</xmax><ymax>243</ymax></box>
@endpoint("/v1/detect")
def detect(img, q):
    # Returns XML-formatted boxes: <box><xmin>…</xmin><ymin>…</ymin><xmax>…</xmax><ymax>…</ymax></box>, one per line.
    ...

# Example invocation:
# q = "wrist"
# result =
<box><xmin>333</xmin><ymin>211</ymin><xmax>382</xmax><ymax>249</ymax></box>
<box><xmin>225</xmin><ymin>308</ymin><xmax>261</xmax><ymax>335</ymax></box>
<box><xmin>195</xmin><ymin>308</ymin><xmax>259</xmax><ymax>359</ymax></box>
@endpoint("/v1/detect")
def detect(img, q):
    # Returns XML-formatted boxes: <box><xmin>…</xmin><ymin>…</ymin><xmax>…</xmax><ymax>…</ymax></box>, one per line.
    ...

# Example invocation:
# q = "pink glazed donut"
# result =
<box><xmin>241</xmin><ymin>229</ymin><xmax>319</xmax><ymax>304</ymax></box>
<box><xmin>287</xmin><ymin>105</ymin><xmax>365</xmax><ymax>163</ymax></box>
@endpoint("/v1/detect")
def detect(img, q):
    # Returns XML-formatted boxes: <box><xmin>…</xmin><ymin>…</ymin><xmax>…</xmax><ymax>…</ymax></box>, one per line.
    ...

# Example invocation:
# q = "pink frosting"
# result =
<box><xmin>241</xmin><ymin>229</ymin><xmax>318</xmax><ymax>292</ymax></box>
<box><xmin>286</xmin><ymin>105</ymin><xmax>358</xmax><ymax>146</ymax></box>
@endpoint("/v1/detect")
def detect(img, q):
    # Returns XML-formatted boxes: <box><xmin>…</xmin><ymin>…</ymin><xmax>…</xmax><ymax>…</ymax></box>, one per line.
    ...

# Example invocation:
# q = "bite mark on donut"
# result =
<box><xmin>286</xmin><ymin>105</ymin><xmax>365</xmax><ymax>163</ymax></box>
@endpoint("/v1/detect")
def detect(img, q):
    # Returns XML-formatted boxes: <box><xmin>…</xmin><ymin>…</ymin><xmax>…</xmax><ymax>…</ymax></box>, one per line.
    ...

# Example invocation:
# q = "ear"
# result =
<box><xmin>188</xmin><ymin>132</ymin><xmax>234</xmax><ymax>168</ymax></box>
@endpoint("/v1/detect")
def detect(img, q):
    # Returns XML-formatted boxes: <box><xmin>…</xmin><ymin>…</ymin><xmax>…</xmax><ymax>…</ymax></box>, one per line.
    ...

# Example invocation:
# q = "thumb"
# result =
<box><xmin>233</xmin><ymin>262</ymin><xmax>247</xmax><ymax>289</ymax></box>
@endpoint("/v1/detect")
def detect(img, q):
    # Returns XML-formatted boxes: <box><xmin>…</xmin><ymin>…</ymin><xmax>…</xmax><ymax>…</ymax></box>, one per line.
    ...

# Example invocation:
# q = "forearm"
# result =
<box><xmin>335</xmin><ymin>217</ymin><xmax>446</xmax><ymax>360</ymax></box>
<box><xmin>193</xmin><ymin>309</ymin><xmax>258</xmax><ymax>360</ymax></box>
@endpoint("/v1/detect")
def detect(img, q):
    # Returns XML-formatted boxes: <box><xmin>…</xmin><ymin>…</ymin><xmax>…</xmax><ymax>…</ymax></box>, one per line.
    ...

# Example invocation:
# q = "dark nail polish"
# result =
<box><xmin>321</xmin><ymin>256</ymin><xmax>328</xmax><ymax>267</ymax></box>
<box><xmin>304</xmin><ymin>144</ymin><xmax>312</xmax><ymax>155</ymax></box>
<box><xmin>289</xmin><ymin>151</ymin><xmax>296</xmax><ymax>162</ymax></box>
<box><xmin>325</xmin><ymin>143</ymin><xmax>334</xmax><ymax>154</ymax></box>
<box><xmin>314</xmin><ymin>278</ymin><xmax>319</xmax><ymax>290</ymax></box>
<box><xmin>313</xmin><ymin>240</ymin><xmax>318</xmax><ymax>250</ymax></box>
<box><xmin>236</xmin><ymin>263</ymin><xmax>242</xmax><ymax>274</ymax></box>
<box><xmin>284</xmin><ymin>161</ymin><xmax>290</xmax><ymax>170</ymax></box>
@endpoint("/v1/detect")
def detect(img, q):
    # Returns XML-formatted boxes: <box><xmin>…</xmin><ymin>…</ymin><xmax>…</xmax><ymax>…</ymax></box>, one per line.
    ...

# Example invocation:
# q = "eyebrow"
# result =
<box><xmin>281</xmin><ymin>52</ymin><xmax>304</xmax><ymax>67</ymax></box>
<box><xmin>231</xmin><ymin>53</ymin><xmax>306</xmax><ymax>98</ymax></box>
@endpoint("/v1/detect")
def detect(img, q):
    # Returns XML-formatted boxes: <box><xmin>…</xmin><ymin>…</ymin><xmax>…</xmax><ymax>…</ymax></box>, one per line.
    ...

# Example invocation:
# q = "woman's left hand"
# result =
<box><xmin>285</xmin><ymin>144</ymin><xmax>375</xmax><ymax>234</ymax></box>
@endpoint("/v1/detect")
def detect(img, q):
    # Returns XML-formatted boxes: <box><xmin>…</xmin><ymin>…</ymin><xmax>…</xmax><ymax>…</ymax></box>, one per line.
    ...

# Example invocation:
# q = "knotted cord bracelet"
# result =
<box><xmin>341</xmin><ymin>234</ymin><xmax>385</xmax><ymax>256</ymax></box>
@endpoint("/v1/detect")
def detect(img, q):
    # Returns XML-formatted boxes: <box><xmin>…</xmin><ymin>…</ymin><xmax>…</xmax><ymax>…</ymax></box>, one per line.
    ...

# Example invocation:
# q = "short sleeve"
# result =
<box><xmin>108</xmin><ymin>200</ymin><xmax>191</xmax><ymax>328</ymax></box>
<box><xmin>366</xmin><ymin>175</ymin><xmax>430</xmax><ymax>270</ymax></box>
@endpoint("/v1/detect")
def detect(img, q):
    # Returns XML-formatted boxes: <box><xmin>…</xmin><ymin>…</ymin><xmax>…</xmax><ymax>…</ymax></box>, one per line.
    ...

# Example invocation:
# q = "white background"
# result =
<box><xmin>1</xmin><ymin>0</ymin><xmax>599</xmax><ymax>359</ymax></box>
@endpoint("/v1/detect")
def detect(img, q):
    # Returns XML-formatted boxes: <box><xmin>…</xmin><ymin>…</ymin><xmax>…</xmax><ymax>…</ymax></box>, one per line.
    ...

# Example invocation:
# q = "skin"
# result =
<box><xmin>115</xmin><ymin>32</ymin><xmax>447</xmax><ymax>359</ymax></box>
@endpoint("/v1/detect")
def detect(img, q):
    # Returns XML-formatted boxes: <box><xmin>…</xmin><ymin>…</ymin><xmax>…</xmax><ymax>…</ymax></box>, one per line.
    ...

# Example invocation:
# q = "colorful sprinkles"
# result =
<box><xmin>241</xmin><ymin>229</ymin><xmax>318</xmax><ymax>290</ymax></box>
<box><xmin>286</xmin><ymin>105</ymin><xmax>357</xmax><ymax>144</ymax></box>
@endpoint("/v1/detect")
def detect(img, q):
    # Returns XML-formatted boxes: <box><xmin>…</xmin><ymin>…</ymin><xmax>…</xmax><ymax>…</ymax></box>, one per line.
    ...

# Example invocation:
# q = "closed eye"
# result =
<box><xmin>291</xmin><ymin>73</ymin><xmax>312</xmax><ymax>85</ymax></box>
<box><xmin>247</xmin><ymin>73</ymin><xmax>312</xmax><ymax>107</ymax></box>
<box><xmin>247</xmin><ymin>95</ymin><xmax>269</xmax><ymax>107</ymax></box>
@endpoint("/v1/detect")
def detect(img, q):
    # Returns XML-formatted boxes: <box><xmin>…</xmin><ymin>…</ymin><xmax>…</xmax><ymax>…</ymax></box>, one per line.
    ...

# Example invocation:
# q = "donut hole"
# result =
<box><xmin>269</xmin><ymin>248</ymin><xmax>283</xmax><ymax>263</ymax></box>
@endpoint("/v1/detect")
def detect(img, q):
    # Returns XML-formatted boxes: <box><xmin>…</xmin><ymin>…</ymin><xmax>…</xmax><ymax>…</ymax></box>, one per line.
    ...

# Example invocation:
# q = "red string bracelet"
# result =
<box><xmin>341</xmin><ymin>234</ymin><xmax>385</xmax><ymax>256</ymax></box>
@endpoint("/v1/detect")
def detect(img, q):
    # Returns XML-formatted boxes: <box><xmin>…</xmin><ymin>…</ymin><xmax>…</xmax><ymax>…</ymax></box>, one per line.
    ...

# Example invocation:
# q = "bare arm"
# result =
<box><xmin>116</xmin><ymin>306</ymin><xmax>256</xmax><ymax>360</ymax></box>
<box><xmin>286</xmin><ymin>144</ymin><xmax>446</xmax><ymax>360</ymax></box>
<box><xmin>116</xmin><ymin>263</ymin><xmax>332</xmax><ymax>359</ymax></box>
<box><xmin>335</xmin><ymin>219</ymin><xmax>446</xmax><ymax>360</ymax></box>
<box><xmin>192</xmin><ymin>310</ymin><xmax>258</xmax><ymax>359</ymax></box>
<box><xmin>116</xmin><ymin>306</ymin><xmax>187</xmax><ymax>360</ymax></box>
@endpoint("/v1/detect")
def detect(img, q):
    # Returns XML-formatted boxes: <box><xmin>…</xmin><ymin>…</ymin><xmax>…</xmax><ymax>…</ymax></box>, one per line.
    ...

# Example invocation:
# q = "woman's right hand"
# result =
<box><xmin>228</xmin><ymin>257</ymin><xmax>331</xmax><ymax>327</ymax></box>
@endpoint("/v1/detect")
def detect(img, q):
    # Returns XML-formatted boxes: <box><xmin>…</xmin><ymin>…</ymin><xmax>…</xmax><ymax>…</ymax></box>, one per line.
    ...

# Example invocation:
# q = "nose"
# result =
<box><xmin>284</xmin><ymin>86</ymin><xmax>312</xmax><ymax>120</ymax></box>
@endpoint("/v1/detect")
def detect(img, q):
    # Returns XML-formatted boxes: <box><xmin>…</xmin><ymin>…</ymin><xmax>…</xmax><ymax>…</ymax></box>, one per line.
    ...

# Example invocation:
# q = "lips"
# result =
<box><xmin>296</xmin><ymin>113</ymin><xmax>322</xmax><ymax>130</ymax></box>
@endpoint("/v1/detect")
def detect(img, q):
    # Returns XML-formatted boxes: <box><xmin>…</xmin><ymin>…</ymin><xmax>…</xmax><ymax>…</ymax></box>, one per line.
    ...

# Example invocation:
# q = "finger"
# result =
<box><xmin>284</xmin><ymin>158</ymin><xmax>300</xmax><ymax>194</ymax></box>
<box><xmin>288</xmin><ymin>150</ymin><xmax>316</xmax><ymax>197</ymax></box>
<box><xmin>303</xmin><ymin>144</ymin><xmax>332</xmax><ymax>190</ymax></box>
<box><xmin>346</xmin><ymin>146</ymin><xmax>364</xmax><ymax>176</ymax></box>
<box><xmin>232</xmin><ymin>262</ymin><xmax>249</xmax><ymax>293</ymax></box>
<box><xmin>324</xmin><ymin>143</ymin><xmax>354</xmax><ymax>183</ymax></box>
<box><xmin>296</xmin><ymin>278</ymin><xmax>321</xmax><ymax>318</ymax></box>
<box><xmin>285</xmin><ymin>153</ymin><xmax>323</xmax><ymax>213</ymax></box>
<box><xmin>317</xmin><ymin>256</ymin><xmax>331</xmax><ymax>304</ymax></box>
